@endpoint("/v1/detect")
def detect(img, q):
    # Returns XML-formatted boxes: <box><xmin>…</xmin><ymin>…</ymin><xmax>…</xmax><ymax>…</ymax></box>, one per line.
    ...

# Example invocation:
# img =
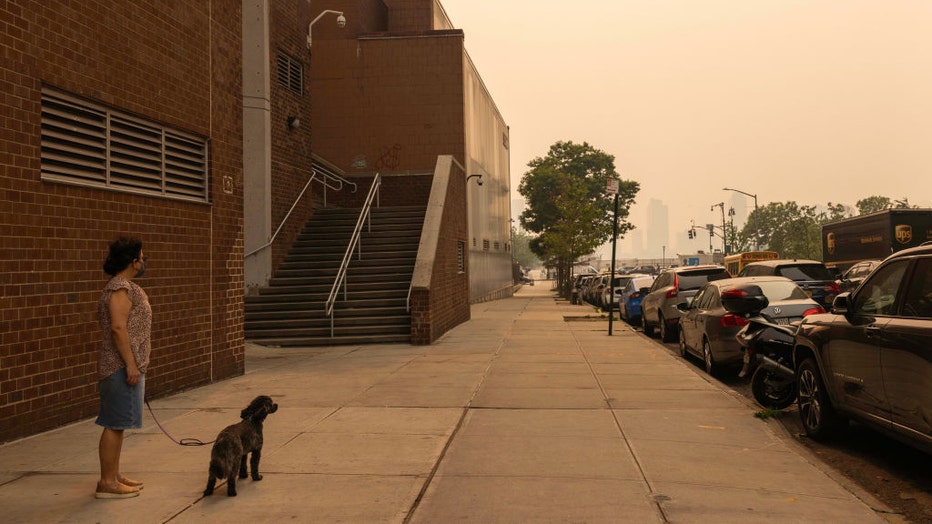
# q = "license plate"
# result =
<box><xmin>774</xmin><ymin>317</ymin><xmax>790</xmax><ymax>325</ymax></box>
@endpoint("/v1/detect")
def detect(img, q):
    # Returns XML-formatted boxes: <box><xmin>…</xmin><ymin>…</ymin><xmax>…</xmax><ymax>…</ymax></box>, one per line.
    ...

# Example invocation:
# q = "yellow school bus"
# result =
<box><xmin>724</xmin><ymin>251</ymin><xmax>779</xmax><ymax>276</ymax></box>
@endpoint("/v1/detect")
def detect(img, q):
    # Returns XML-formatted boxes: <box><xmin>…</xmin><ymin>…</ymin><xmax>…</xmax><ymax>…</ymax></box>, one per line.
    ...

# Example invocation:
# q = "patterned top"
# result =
<box><xmin>98</xmin><ymin>276</ymin><xmax>152</xmax><ymax>379</ymax></box>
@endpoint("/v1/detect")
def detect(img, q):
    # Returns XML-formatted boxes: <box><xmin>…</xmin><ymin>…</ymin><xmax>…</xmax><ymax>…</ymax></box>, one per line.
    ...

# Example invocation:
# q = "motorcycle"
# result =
<box><xmin>721</xmin><ymin>286</ymin><xmax>799</xmax><ymax>410</ymax></box>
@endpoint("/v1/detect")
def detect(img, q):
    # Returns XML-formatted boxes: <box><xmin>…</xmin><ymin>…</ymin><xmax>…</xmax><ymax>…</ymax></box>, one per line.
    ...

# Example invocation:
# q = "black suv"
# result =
<box><xmin>738</xmin><ymin>259</ymin><xmax>839</xmax><ymax>308</ymax></box>
<box><xmin>793</xmin><ymin>244</ymin><xmax>932</xmax><ymax>454</ymax></box>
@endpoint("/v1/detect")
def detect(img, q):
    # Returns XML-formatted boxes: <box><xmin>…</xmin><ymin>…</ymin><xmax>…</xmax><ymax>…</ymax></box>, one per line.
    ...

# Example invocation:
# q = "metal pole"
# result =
<box><xmin>608</xmin><ymin>193</ymin><xmax>618</xmax><ymax>336</ymax></box>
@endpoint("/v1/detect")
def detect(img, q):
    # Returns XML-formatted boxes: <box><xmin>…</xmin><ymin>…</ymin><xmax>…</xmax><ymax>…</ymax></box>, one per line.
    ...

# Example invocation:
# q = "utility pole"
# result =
<box><xmin>606</xmin><ymin>179</ymin><xmax>619</xmax><ymax>336</ymax></box>
<box><xmin>711</xmin><ymin>202</ymin><xmax>726</xmax><ymax>254</ymax></box>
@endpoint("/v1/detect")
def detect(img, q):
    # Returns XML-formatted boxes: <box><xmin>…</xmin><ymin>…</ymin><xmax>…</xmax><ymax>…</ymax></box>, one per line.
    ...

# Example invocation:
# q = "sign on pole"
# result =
<box><xmin>606</xmin><ymin>179</ymin><xmax>619</xmax><ymax>195</ymax></box>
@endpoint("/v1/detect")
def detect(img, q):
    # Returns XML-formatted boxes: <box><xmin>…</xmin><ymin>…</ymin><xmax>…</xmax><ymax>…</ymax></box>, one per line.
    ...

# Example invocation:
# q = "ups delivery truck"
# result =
<box><xmin>822</xmin><ymin>208</ymin><xmax>932</xmax><ymax>271</ymax></box>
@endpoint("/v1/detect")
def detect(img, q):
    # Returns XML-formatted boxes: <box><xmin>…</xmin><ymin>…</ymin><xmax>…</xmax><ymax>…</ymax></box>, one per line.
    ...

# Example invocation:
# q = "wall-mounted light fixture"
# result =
<box><xmin>307</xmin><ymin>10</ymin><xmax>346</xmax><ymax>50</ymax></box>
<box><xmin>466</xmin><ymin>174</ymin><xmax>483</xmax><ymax>186</ymax></box>
<box><xmin>287</xmin><ymin>115</ymin><xmax>300</xmax><ymax>129</ymax></box>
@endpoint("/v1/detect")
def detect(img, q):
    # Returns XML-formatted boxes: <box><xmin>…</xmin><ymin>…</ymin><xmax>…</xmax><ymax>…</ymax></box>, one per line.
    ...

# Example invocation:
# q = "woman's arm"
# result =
<box><xmin>108</xmin><ymin>289</ymin><xmax>141</xmax><ymax>386</ymax></box>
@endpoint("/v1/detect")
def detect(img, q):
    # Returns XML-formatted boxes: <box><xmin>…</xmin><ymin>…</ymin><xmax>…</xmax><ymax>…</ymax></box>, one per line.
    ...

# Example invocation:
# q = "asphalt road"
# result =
<box><xmin>646</xmin><ymin>330</ymin><xmax>932</xmax><ymax>523</ymax></box>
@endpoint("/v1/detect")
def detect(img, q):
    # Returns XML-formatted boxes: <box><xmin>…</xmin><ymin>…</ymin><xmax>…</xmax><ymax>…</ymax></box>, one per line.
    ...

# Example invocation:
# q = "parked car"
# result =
<box><xmin>793</xmin><ymin>244</ymin><xmax>932</xmax><ymax>454</ymax></box>
<box><xmin>618</xmin><ymin>274</ymin><xmax>656</xmax><ymax>324</ymax></box>
<box><xmin>738</xmin><ymin>259</ymin><xmax>840</xmax><ymax>308</ymax></box>
<box><xmin>641</xmin><ymin>265</ymin><xmax>731</xmax><ymax>342</ymax></box>
<box><xmin>676</xmin><ymin>277</ymin><xmax>823</xmax><ymax>376</ymax></box>
<box><xmin>634</xmin><ymin>265</ymin><xmax>658</xmax><ymax>275</ymax></box>
<box><xmin>601</xmin><ymin>274</ymin><xmax>629</xmax><ymax>311</ymax></box>
<box><xmin>836</xmin><ymin>259</ymin><xmax>882</xmax><ymax>293</ymax></box>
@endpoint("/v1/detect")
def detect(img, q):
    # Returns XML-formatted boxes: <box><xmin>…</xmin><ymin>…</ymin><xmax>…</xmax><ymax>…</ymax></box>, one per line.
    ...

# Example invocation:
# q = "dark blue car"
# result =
<box><xmin>618</xmin><ymin>274</ymin><xmax>656</xmax><ymax>324</ymax></box>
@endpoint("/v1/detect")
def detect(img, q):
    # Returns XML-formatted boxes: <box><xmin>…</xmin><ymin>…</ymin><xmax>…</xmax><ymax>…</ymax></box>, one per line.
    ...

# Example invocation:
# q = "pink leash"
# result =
<box><xmin>144</xmin><ymin>397</ymin><xmax>215</xmax><ymax>446</ymax></box>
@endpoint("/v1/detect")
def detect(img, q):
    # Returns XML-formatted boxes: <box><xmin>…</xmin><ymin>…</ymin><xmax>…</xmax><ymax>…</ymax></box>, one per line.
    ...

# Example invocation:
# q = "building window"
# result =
<box><xmin>482</xmin><ymin>239</ymin><xmax>490</xmax><ymax>251</ymax></box>
<box><xmin>493</xmin><ymin>241</ymin><xmax>501</xmax><ymax>251</ymax></box>
<box><xmin>40</xmin><ymin>87</ymin><xmax>208</xmax><ymax>203</ymax></box>
<box><xmin>277</xmin><ymin>53</ymin><xmax>303</xmax><ymax>96</ymax></box>
<box><xmin>457</xmin><ymin>241</ymin><xmax>465</xmax><ymax>273</ymax></box>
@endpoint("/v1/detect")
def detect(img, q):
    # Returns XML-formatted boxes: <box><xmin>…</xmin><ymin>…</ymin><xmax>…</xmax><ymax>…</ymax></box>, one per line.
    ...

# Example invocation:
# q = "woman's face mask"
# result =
<box><xmin>135</xmin><ymin>255</ymin><xmax>147</xmax><ymax>278</ymax></box>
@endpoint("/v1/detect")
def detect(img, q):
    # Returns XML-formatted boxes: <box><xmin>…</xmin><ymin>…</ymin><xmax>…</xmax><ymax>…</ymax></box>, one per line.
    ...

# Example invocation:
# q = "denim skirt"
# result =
<box><xmin>95</xmin><ymin>367</ymin><xmax>145</xmax><ymax>430</ymax></box>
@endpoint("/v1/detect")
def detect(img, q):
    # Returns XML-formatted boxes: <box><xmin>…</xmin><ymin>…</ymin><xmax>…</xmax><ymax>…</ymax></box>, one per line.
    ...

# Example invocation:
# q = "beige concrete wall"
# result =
<box><xmin>463</xmin><ymin>53</ymin><xmax>513</xmax><ymax>301</ymax></box>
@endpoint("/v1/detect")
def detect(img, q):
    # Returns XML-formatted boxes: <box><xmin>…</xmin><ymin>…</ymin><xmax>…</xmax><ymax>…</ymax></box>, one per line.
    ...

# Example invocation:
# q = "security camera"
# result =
<box><xmin>337</xmin><ymin>14</ymin><xmax>346</xmax><ymax>28</ymax></box>
<box><xmin>476</xmin><ymin>177</ymin><xmax>483</xmax><ymax>186</ymax></box>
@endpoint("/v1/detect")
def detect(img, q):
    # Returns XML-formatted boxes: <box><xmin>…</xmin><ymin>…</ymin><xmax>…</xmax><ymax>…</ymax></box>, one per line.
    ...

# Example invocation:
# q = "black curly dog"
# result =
<box><xmin>203</xmin><ymin>395</ymin><xmax>278</xmax><ymax>497</ymax></box>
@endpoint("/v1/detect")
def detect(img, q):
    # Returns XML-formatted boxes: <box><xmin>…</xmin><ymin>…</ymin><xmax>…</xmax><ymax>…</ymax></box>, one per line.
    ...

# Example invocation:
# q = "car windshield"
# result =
<box><xmin>677</xmin><ymin>270</ymin><xmax>730</xmax><ymax>291</ymax></box>
<box><xmin>757</xmin><ymin>280</ymin><xmax>810</xmax><ymax>301</ymax></box>
<box><xmin>611</xmin><ymin>277</ymin><xmax>633</xmax><ymax>288</ymax></box>
<box><xmin>776</xmin><ymin>264</ymin><xmax>834</xmax><ymax>281</ymax></box>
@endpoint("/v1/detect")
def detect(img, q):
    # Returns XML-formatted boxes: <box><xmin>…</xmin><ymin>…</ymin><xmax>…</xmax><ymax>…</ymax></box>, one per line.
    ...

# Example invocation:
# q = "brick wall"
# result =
<box><xmin>310</xmin><ymin>33</ymin><xmax>466</xmax><ymax>176</ymax></box>
<box><xmin>269</xmin><ymin>0</ymin><xmax>317</xmax><ymax>272</ymax></box>
<box><xmin>0</xmin><ymin>1</ymin><xmax>243</xmax><ymax>443</ymax></box>
<box><xmin>410</xmin><ymin>159</ymin><xmax>470</xmax><ymax>344</ymax></box>
<box><xmin>383</xmin><ymin>0</ymin><xmax>433</xmax><ymax>32</ymax></box>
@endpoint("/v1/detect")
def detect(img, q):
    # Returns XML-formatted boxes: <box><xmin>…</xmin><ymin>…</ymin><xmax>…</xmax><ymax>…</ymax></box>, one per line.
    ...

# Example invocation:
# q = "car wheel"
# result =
<box><xmin>702</xmin><ymin>338</ymin><xmax>719</xmax><ymax>377</ymax></box>
<box><xmin>660</xmin><ymin>314</ymin><xmax>676</xmax><ymax>342</ymax></box>
<box><xmin>641</xmin><ymin>314</ymin><xmax>654</xmax><ymax>337</ymax></box>
<box><xmin>677</xmin><ymin>327</ymin><xmax>688</xmax><ymax>358</ymax></box>
<box><xmin>797</xmin><ymin>358</ymin><xmax>846</xmax><ymax>439</ymax></box>
<box><xmin>751</xmin><ymin>368</ymin><xmax>796</xmax><ymax>410</ymax></box>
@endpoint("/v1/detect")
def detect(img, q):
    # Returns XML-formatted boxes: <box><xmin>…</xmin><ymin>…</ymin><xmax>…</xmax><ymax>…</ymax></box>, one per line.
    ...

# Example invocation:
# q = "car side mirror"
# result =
<box><xmin>638</xmin><ymin>287</ymin><xmax>650</xmax><ymax>295</ymax></box>
<box><xmin>832</xmin><ymin>292</ymin><xmax>851</xmax><ymax>315</ymax></box>
<box><xmin>721</xmin><ymin>285</ymin><xmax>769</xmax><ymax>316</ymax></box>
<box><xmin>676</xmin><ymin>302</ymin><xmax>690</xmax><ymax>312</ymax></box>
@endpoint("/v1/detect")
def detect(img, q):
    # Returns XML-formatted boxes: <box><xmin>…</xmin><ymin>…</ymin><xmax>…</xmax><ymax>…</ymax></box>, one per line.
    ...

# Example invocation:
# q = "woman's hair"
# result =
<box><xmin>103</xmin><ymin>236</ymin><xmax>143</xmax><ymax>276</ymax></box>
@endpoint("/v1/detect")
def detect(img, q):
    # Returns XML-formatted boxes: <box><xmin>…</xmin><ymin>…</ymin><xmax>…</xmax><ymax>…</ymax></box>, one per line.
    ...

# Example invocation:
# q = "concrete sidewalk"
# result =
<box><xmin>0</xmin><ymin>283</ymin><xmax>889</xmax><ymax>523</ymax></box>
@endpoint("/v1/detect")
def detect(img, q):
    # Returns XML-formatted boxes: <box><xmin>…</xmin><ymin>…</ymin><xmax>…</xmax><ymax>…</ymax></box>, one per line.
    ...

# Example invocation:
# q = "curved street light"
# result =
<box><xmin>723</xmin><ymin>187</ymin><xmax>759</xmax><ymax>250</ymax></box>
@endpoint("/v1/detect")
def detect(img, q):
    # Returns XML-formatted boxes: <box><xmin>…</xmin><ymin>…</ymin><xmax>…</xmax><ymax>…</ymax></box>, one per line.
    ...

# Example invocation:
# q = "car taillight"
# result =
<box><xmin>824</xmin><ymin>282</ymin><xmax>840</xmax><ymax>293</ymax></box>
<box><xmin>628</xmin><ymin>292</ymin><xmax>641</xmax><ymax>300</ymax></box>
<box><xmin>666</xmin><ymin>275</ymin><xmax>679</xmax><ymax>298</ymax></box>
<box><xmin>802</xmin><ymin>307</ymin><xmax>825</xmax><ymax>317</ymax></box>
<box><xmin>720</xmin><ymin>289</ymin><xmax>748</xmax><ymax>299</ymax></box>
<box><xmin>721</xmin><ymin>314</ymin><xmax>749</xmax><ymax>327</ymax></box>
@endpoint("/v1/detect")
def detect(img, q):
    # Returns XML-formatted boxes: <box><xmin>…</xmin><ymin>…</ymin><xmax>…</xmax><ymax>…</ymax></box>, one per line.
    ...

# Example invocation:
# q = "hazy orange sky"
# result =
<box><xmin>441</xmin><ymin>0</ymin><xmax>932</xmax><ymax>258</ymax></box>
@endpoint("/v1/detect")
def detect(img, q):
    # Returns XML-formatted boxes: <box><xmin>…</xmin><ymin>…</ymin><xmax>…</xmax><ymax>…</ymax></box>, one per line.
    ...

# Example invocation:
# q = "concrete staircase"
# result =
<box><xmin>245</xmin><ymin>206</ymin><xmax>424</xmax><ymax>346</ymax></box>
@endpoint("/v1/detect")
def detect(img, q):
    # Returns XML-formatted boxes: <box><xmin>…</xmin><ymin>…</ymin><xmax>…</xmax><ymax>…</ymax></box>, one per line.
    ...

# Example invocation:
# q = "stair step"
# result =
<box><xmin>268</xmin><ymin>273</ymin><xmax>412</xmax><ymax>285</ymax></box>
<box><xmin>250</xmin><ymin>334</ymin><xmax>412</xmax><ymax>347</ymax></box>
<box><xmin>246</xmin><ymin>323</ymin><xmax>410</xmax><ymax>338</ymax></box>
<box><xmin>262</xmin><ymin>281</ymin><xmax>409</xmax><ymax>294</ymax></box>
<box><xmin>246</xmin><ymin>306</ymin><xmax>408</xmax><ymax>321</ymax></box>
<box><xmin>245</xmin><ymin>297</ymin><xmax>408</xmax><ymax>312</ymax></box>
<box><xmin>245</xmin><ymin>205</ymin><xmax>424</xmax><ymax>347</ymax></box>
<box><xmin>246</xmin><ymin>315</ymin><xmax>411</xmax><ymax>330</ymax></box>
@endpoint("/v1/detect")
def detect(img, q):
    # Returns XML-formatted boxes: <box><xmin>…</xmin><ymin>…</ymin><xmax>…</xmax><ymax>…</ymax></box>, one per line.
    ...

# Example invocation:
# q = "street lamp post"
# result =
<box><xmin>723</xmin><ymin>187</ymin><xmax>759</xmax><ymax>250</ymax></box>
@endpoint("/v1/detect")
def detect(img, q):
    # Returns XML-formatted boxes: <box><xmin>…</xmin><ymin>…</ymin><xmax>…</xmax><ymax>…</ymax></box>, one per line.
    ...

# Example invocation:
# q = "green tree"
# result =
<box><xmin>511</xmin><ymin>226</ymin><xmax>541</xmax><ymax>270</ymax></box>
<box><xmin>856</xmin><ymin>195</ymin><xmax>893</xmax><ymax>215</ymax></box>
<box><xmin>518</xmin><ymin>141</ymin><xmax>639</xmax><ymax>297</ymax></box>
<box><xmin>743</xmin><ymin>202</ymin><xmax>823</xmax><ymax>259</ymax></box>
<box><xmin>742</xmin><ymin>202</ymin><xmax>857</xmax><ymax>260</ymax></box>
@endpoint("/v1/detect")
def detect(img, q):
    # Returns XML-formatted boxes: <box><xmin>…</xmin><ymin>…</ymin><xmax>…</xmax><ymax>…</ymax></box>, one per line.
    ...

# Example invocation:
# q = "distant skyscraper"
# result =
<box><xmin>645</xmin><ymin>199</ymin><xmax>669</xmax><ymax>259</ymax></box>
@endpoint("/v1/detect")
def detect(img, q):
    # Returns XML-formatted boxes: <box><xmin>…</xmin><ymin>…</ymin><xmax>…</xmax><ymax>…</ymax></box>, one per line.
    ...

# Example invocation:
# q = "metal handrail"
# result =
<box><xmin>244</xmin><ymin>163</ymin><xmax>356</xmax><ymax>259</ymax></box>
<box><xmin>325</xmin><ymin>173</ymin><xmax>382</xmax><ymax>335</ymax></box>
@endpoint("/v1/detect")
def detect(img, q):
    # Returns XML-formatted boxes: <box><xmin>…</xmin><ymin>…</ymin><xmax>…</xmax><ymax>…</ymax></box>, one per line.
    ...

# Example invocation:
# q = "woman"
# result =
<box><xmin>95</xmin><ymin>237</ymin><xmax>151</xmax><ymax>499</ymax></box>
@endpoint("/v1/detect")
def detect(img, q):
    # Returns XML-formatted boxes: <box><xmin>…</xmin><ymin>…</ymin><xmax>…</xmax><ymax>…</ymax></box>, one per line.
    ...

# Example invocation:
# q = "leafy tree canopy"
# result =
<box><xmin>739</xmin><ymin>196</ymin><xmax>910</xmax><ymax>260</ymax></box>
<box><xmin>518</xmin><ymin>141</ymin><xmax>639</xmax><ymax>295</ymax></box>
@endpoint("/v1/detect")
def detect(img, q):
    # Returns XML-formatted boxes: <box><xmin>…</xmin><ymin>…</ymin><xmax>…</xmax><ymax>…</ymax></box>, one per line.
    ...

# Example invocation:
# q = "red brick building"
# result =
<box><xmin>306</xmin><ymin>0</ymin><xmax>513</xmax><ymax>313</ymax></box>
<box><xmin>0</xmin><ymin>1</ymin><xmax>244</xmax><ymax>442</ymax></box>
<box><xmin>1</xmin><ymin>0</ymin><xmax>510</xmax><ymax>441</ymax></box>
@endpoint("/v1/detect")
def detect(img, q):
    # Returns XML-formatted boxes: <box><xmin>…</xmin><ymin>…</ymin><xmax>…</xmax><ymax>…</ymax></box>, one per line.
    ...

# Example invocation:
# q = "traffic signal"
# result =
<box><xmin>688</xmin><ymin>229</ymin><xmax>694</xmax><ymax>239</ymax></box>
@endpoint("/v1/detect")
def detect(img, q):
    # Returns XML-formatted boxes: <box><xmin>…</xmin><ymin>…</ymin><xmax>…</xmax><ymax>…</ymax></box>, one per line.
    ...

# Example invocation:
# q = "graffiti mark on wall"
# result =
<box><xmin>375</xmin><ymin>143</ymin><xmax>402</xmax><ymax>170</ymax></box>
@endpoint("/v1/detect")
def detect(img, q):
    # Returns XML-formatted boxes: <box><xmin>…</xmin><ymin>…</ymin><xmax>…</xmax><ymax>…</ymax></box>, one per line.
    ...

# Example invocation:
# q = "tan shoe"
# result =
<box><xmin>95</xmin><ymin>481</ymin><xmax>140</xmax><ymax>499</ymax></box>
